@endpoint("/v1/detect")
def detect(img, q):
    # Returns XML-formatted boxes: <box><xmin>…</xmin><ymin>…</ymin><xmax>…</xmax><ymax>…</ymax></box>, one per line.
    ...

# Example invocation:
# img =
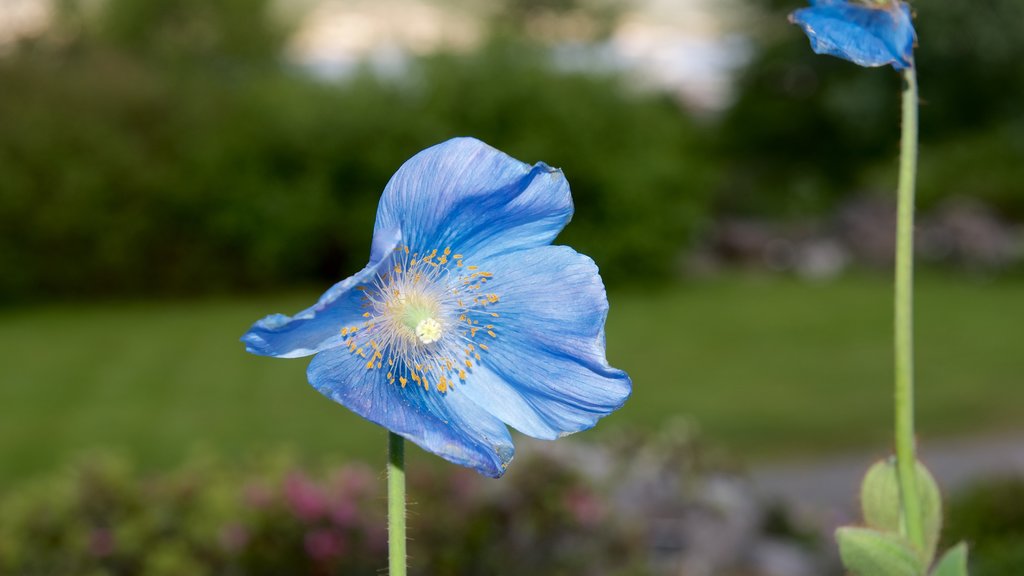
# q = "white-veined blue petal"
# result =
<box><xmin>374</xmin><ymin>137</ymin><xmax>573</xmax><ymax>261</ymax></box>
<box><xmin>455</xmin><ymin>245</ymin><xmax>631</xmax><ymax>439</ymax></box>
<box><xmin>241</xmin><ymin>228</ymin><xmax>401</xmax><ymax>358</ymax></box>
<box><xmin>307</xmin><ymin>345</ymin><xmax>515</xmax><ymax>477</ymax></box>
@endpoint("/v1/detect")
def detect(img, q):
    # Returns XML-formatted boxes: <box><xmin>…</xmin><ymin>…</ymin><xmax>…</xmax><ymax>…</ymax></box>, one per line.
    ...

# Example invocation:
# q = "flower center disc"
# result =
<box><xmin>337</xmin><ymin>245</ymin><xmax>502</xmax><ymax>393</ymax></box>
<box><xmin>415</xmin><ymin>317</ymin><xmax>442</xmax><ymax>344</ymax></box>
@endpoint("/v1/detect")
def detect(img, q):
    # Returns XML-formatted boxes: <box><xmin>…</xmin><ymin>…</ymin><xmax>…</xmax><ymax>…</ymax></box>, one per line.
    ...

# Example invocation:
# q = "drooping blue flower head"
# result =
<box><xmin>241</xmin><ymin>137</ymin><xmax>631</xmax><ymax>477</ymax></box>
<box><xmin>789</xmin><ymin>0</ymin><xmax>916</xmax><ymax>70</ymax></box>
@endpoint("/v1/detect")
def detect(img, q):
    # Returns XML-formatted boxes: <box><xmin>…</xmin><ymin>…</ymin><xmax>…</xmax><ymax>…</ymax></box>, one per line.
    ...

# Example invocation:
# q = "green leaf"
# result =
<box><xmin>836</xmin><ymin>527</ymin><xmax>926</xmax><ymax>576</ymax></box>
<box><xmin>931</xmin><ymin>543</ymin><xmax>969</xmax><ymax>576</ymax></box>
<box><xmin>859</xmin><ymin>459</ymin><xmax>943</xmax><ymax>562</ymax></box>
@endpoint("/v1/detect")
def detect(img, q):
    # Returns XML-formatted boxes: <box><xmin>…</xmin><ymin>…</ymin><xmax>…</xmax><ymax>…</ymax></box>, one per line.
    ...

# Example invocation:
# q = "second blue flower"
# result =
<box><xmin>790</xmin><ymin>0</ymin><xmax>916</xmax><ymax>69</ymax></box>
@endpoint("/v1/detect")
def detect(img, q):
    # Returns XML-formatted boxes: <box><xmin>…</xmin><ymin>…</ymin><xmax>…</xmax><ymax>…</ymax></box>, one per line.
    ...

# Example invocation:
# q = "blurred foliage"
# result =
<box><xmin>487</xmin><ymin>0</ymin><xmax>626</xmax><ymax>41</ymax></box>
<box><xmin>412</xmin><ymin>42</ymin><xmax>714</xmax><ymax>282</ymax></box>
<box><xmin>0</xmin><ymin>426</ymin><xmax>835</xmax><ymax>575</ymax></box>
<box><xmin>914</xmin><ymin>120</ymin><xmax>1024</xmax><ymax>219</ymax></box>
<box><xmin>0</xmin><ymin>452</ymin><xmax>647</xmax><ymax>576</ymax></box>
<box><xmin>719</xmin><ymin>0</ymin><xmax>1024</xmax><ymax>217</ymax></box>
<box><xmin>944</xmin><ymin>476</ymin><xmax>1024</xmax><ymax>576</ymax></box>
<box><xmin>89</xmin><ymin>0</ymin><xmax>288</xmax><ymax>63</ymax></box>
<box><xmin>1</xmin><ymin>0</ymin><xmax>1020</xmax><ymax>300</ymax></box>
<box><xmin>0</xmin><ymin>0</ymin><xmax>709</xmax><ymax>301</ymax></box>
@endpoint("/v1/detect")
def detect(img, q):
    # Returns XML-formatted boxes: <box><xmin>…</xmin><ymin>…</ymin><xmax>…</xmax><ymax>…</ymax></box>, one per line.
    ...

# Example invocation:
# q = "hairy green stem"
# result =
<box><xmin>894</xmin><ymin>67</ymin><xmax>924</xmax><ymax>550</ymax></box>
<box><xmin>388</xmin><ymin>432</ymin><xmax>407</xmax><ymax>576</ymax></box>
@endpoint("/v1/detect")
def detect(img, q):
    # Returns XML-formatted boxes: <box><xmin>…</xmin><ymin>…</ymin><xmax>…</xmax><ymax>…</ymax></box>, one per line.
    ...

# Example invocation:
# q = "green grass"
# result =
<box><xmin>1</xmin><ymin>275</ymin><xmax>1021</xmax><ymax>483</ymax></box>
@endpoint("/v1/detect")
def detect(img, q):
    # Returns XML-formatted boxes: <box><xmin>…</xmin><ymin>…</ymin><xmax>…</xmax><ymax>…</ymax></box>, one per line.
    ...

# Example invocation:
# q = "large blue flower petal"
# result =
<box><xmin>790</xmin><ymin>0</ymin><xmax>915</xmax><ymax>70</ymax></box>
<box><xmin>241</xmin><ymin>228</ymin><xmax>401</xmax><ymax>358</ymax></box>
<box><xmin>241</xmin><ymin>138</ymin><xmax>631</xmax><ymax>477</ymax></box>
<box><xmin>455</xmin><ymin>246</ymin><xmax>631</xmax><ymax>440</ymax></box>
<box><xmin>307</xmin><ymin>345</ymin><xmax>515</xmax><ymax>477</ymax></box>
<box><xmin>373</xmin><ymin>137</ymin><xmax>573</xmax><ymax>262</ymax></box>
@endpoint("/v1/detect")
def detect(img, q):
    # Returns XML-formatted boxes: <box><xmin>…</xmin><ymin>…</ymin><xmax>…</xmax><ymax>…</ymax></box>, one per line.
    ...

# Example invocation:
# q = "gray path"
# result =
<box><xmin>751</xmin><ymin>432</ymin><xmax>1024</xmax><ymax>519</ymax></box>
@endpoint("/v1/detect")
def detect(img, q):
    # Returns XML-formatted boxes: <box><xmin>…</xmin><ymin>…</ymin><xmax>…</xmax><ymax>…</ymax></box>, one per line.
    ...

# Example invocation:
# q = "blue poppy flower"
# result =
<box><xmin>241</xmin><ymin>137</ymin><xmax>631</xmax><ymax>477</ymax></box>
<box><xmin>789</xmin><ymin>0</ymin><xmax>916</xmax><ymax>70</ymax></box>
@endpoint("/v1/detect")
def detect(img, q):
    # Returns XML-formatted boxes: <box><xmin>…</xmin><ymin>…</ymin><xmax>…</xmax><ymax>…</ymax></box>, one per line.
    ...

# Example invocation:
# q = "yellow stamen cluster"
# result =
<box><xmin>338</xmin><ymin>246</ymin><xmax>501</xmax><ymax>393</ymax></box>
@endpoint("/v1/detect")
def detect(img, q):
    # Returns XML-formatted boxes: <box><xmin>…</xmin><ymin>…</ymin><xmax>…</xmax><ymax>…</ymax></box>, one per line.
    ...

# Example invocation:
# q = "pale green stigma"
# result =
<box><xmin>415</xmin><ymin>317</ymin><xmax>443</xmax><ymax>344</ymax></box>
<box><xmin>339</xmin><ymin>244</ymin><xmax>500</xmax><ymax>393</ymax></box>
<box><xmin>397</xmin><ymin>300</ymin><xmax>442</xmax><ymax>344</ymax></box>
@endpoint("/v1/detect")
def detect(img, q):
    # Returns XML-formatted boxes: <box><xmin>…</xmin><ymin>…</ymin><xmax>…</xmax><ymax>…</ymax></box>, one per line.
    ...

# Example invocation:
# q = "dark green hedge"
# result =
<box><xmin>3</xmin><ymin>0</ymin><xmax>1021</xmax><ymax>300</ymax></box>
<box><xmin>0</xmin><ymin>38</ymin><xmax>712</xmax><ymax>300</ymax></box>
<box><xmin>944</xmin><ymin>476</ymin><xmax>1024</xmax><ymax>576</ymax></box>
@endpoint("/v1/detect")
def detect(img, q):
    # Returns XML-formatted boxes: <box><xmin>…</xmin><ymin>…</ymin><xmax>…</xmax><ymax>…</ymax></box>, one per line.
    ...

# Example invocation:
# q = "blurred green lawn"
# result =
<box><xmin>1</xmin><ymin>274</ymin><xmax>1021</xmax><ymax>483</ymax></box>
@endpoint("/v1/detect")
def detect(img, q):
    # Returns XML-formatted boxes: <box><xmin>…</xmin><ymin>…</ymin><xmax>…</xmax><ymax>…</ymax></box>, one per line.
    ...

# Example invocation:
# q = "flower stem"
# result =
<box><xmin>388</xmin><ymin>432</ymin><xmax>407</xmax><ymax>576</ymax></box>
<box><xmin>894</xmin><ymin>66</ymin><xmax>924</xmax><ymax>551</ymax></box>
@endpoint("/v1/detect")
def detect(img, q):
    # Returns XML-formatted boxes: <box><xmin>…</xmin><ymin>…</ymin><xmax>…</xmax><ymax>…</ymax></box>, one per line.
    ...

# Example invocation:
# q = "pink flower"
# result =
<box><xmin>89</xmin><ymin>528</ymin><xmax>115</xmax><ymax>557</ymax></box>
<box><xmin>304</xmin><ymin>528</ymin><xmax>346</xmax><ymax>560</ymax></box>
<box><xmin>244</xmin><ymin>481</ymin><xmax>273</xmax><ymax>509</ymax></box>
<box><xmin>285</xmin><ymin>472</ymin><xmax>327</xmax><ymax>522</ymax></box>
<box><xmin>334</xmin><ymin>464</ymin><xmax>374</xmax><ymax>497</ymax></box>
<box><xmin>330</xmin><ymin>500</ymin><xmax>358</xmax><ymax>528</ymax></box>
<box><xmin>564</xmin><ymin>488</ymin><xmax>604</xmax><ymax>527</ymax></box>
<box><xmin>219</xmin><ymin>523</ymin><xmax>250</xmax><ymax>553</ymax></box>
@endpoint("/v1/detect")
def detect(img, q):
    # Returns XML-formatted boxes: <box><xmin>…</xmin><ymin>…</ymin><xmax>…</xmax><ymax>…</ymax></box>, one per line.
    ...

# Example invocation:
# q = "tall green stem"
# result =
<box><xmin>894</xmin><ymin>67</ymin><xmax>924</xmax><ymax>550</ymax></box>
<box><xmin>388</xmin><ymin>432</ymin><xmax>407</xmax><ymax>576</ymax></box>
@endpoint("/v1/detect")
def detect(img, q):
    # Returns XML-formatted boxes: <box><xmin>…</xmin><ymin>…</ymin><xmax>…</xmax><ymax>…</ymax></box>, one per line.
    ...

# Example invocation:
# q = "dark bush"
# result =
<box><xmin>0</xmin><ymin>1</ymin><xmax>711</xmax><ymax>302</ymax></box>
<box><xmin>944</xmin><ymin>476</ymin><xmax>1024</xmax><ymax>576</ymax></box>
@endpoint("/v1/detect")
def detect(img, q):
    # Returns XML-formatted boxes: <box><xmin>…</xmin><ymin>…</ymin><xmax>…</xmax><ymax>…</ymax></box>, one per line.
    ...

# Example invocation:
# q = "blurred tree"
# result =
<box><xmin>93</xmin><ymin>0</ymin><xmax>286</xmax><ymax>65</ymax></box>
<box><xmin>0</xmin><ymin>0</ymin><xmax>708</xmax><ymax>301</ymax></box>
<box><xmin>487</xmin><ymin>0</ymin><xmax>629</xmax><ymax>43</ymax></box>
<box><xmin>412</xmin><ymin>39</ymin><xmax>713</xmax><ymax>281</ymax></box>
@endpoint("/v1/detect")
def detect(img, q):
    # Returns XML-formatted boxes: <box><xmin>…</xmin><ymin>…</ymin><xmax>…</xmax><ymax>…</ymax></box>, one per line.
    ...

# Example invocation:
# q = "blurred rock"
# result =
<box><xmin>522</xmin><ymin>422</ymin><xmax>831</xmax><ymax>576</ymax></box>
<box><xmin>835</xmin><ymin>194</ymin><xmax>897</xmax><ymax>268</ymax></box>
<box><xmin>750</xmin><ymin>538</ymin><xmax>820</xmax><ymax>576</ymax></box>
<box><xmin>692</xmin><ymin>194</ymin><xmax>1024</xmax><ymax>276</ymax></box>
<box><xmin>713</xmin><ymin>218</ymin><xmax>780</xmax><ymax>267</ymax></box>
<box><xmin>795</xmin><ymin>238</ymin><xmax>850</xmax><ymax>280</ymax></box>
<box><xmin>918</xmin><ymin>197</ymin><xmax>1022</xmax><ymax>270</ymax></box>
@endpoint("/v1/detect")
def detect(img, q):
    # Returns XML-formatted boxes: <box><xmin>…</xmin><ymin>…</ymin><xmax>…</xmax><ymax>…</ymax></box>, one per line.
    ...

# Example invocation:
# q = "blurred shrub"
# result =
<box><xmin>944</xmin><ymin>476</ymin><xmax>1024</xmax><ymax>576</ymax></box>
<box><xmin>0</xmin><ymin>452</ymin><xmax>646</xmax><ymax>576</ymax></box>
<box><xmin>915</xmin><ymin>121</ymin><xmax>1024</xmax><ymax>220</ymax></box>
<box><xmin>0</xmin><ymin>425</ymin><xmax>835</xmax><ymax>576</ymax></box>
<box><xmin>410</xmin><ymin>41</ymin><xmax>714</xmax><ymax>282</ymax></box>
<box><xmin>92</xmin><ymin>0</ymin><xmax>288</xmax><ymax>63</ymax></box>
<box><xmin>0</xmin><ymin>1</ymin><xmax>710</xmax><ymax>301</ymax></box>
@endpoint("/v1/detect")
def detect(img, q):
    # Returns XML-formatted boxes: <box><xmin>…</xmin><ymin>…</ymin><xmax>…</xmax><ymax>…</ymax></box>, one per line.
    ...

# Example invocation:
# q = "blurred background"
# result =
<box><xmin>1</xmin><ymin>0</ymin><xmax>1022</xmax><ymax>574</ymax></box>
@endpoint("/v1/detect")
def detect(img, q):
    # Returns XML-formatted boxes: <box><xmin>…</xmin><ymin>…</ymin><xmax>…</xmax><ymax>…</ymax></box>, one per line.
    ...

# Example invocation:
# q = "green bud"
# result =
<box><xmin>859</xmin><ymin>458</ymin><xmax>943</xmax><ymax>562</ymax></box>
